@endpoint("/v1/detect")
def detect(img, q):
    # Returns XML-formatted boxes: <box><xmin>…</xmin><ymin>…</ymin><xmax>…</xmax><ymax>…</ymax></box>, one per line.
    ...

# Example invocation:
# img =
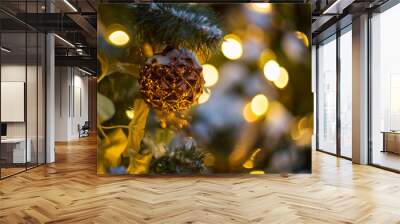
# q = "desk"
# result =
<box><xmin>1</xmin><ymin>138</ymin><xmax>31</xmax><ymax>163</ymax></box>
<box><xmin>382</xmin><ymin>131</ymin><xmax>400</xmax><ymax>154</ymax></box>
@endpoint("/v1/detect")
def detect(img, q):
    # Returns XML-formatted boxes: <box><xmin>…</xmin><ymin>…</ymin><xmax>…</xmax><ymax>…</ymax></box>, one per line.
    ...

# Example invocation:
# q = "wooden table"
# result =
<box><xmin>1</xmin><ymin>138</ymin><xmax>31</xmax><ymax>164</ymax></box>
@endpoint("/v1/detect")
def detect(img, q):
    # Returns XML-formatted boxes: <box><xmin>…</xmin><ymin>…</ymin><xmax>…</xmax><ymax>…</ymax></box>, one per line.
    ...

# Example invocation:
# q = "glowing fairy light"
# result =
<box><xmin>108</xmin><ymin>30</ymin><xmax>130</xmax><ymax>46</ymax></box>
<box><xmin>242</xmin><ymin>148</ymin><xmax>262</xmax><ymax>169</ymax></box>
<box><xmin>243</xmin><ymin>103</ymin><xmax>258</xmax><ymax>123</ymax></box>
<box><xmin>198</xmin><ymin>90</ymin><xmax>211</xmax><ymax>104</ymax></box>
<box><xmin>263</xmin><ymin>60</ymin><xmax>280</xmax><ymax>81</ymax></box>
<box><xmin>250</xmin><ymin>3</ymin><xmax>272</xmax><ymax>13</ymax></box>
<box><xmin>251</xmin><ymin>94</ymin><xmax>269</xmax><ymax>116</ymax></box>
<box><xmin>274</xmin><ymin>67</ymin><xmax>289</xmax><ymax>89</ymax></box>
<box><xmin>125</xmin><ymin>109</ymin><xmax>134</xmax><ymax>119</ymax></box>
<box><xmin>243</xmin><ymin>160</ymin><xmax>254</xmax><ymax>169</ymax></box>
<box><xmin>143</xmin><ymin>43</ymin><xmax>153</xmax><ymax>57</ymax></box>
<box><xmin>295</xmin><ymin>31</ymin><xmax>309</xmax><ymax>47</ymax></box>
<box><xmin>202</xmin><ymin>64</ymin><xmax>219</xmax><ymax>87</ymax></box>
<box><xmin>221</xmin><ymin>34</ymin><xmax>243</xmax><ymax>60</ymax></box>
<box><xmin>258</xmin><ymin>49</ymin><xmax>276</xmax><ymax>69</ymax></box>
<box><xmin>250</xmin><ymin>170</ymin><xmax>265</xmax><ymax>174</ymax></box>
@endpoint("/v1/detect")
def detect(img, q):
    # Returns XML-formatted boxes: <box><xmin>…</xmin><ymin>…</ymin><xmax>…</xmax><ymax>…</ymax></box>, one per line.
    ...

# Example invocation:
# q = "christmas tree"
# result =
<box><xmin>97</xmin><ymin>3</ymin><xmax>223</xmax><ymax>175</ymax></box>
<box><xmin>97</xmin><ymin>3</ymin><xmax>312</xmax><ymax>175</ymax></box>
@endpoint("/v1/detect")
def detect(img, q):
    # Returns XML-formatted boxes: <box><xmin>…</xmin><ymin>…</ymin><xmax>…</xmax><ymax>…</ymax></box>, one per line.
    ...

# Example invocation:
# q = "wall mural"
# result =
<box><xmin>97</xmin><ymin>3</ymin><xmax>312</xmax><ymax>175</ymax></box>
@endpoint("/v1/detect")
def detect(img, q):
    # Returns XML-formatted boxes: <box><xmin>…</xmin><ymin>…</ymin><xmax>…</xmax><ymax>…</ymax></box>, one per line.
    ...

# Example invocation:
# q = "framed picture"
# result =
<box><xmin>97</xmin><ymin>3</ymin><xmax>312</xmax><ymax>175</ymax></box>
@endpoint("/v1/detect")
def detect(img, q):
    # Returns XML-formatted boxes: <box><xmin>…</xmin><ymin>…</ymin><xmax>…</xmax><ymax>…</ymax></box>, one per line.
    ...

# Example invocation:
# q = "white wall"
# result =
<box><xmin>1</xmin><ymin>65</ymin><xmax>39</xmax><ymax>138</ymax></box>
<box><xmin>55</xmin><ymin>67</ymin><xmax>89</xmax><ymax>141</ymax></box>
<box><xmin>1</xmin><ymin>63</ymin><xmax>46</xmax><ymax>163</ymax></box>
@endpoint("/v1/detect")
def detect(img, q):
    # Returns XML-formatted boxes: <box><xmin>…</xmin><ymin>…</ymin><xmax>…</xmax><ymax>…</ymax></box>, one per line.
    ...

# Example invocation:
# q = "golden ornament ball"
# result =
<box><xmin>139</xmin><ymin>48</ymin><xmax>205</xmax><ymax>112</ymax></box>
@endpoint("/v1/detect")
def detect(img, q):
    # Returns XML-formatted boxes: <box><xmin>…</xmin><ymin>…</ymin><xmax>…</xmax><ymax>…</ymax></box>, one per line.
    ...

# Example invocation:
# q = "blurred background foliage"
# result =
<box><xmin>97</xmin><ymin>3</ymin><xmax>312</xmax><ymax>175</ymax></box>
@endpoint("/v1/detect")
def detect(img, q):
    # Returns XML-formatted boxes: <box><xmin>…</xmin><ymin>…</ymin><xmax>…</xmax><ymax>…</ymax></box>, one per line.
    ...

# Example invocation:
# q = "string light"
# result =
<box><xmin>108</xmin><ymin>30</ymin><xmax>130</xmax><ymax>46</ymax></box>
<box><xmin>258</xmin><ymin>49</ymin><xmax>276</xmax><ymax>69</ymax></box>
<box><xmin>202</xmin><ymin>64</ymin><xmax>219</xmax><ymax>87</ymax></box>
<box><xmin>198</xmin><ymin>90</ymin><xmax>211</xmax><ymax>104</ymax></box>
<box><xmin>251</xmin><ymin>94</ymin><xmax>269</xmax><ymax>116</ymax></box>
<box><xmin>274</xmin><ymin>67</ymin><xmax>289</xmax><ymax>89</ymax></box>
<box><xmin>263</xmin><ymin>60</ymin><xmax>280</xmax><ymax>81</ymax></box>
<box><xmin>243</xmin><ymin>103</ymin><xmax>258</xmax><ymax>123</ymax></box>
<box><xmin>295</xmin><ymin>31</ymin><xmax>309</xmax><ymax>47</ymax></box>
<box><xmin>221</xmin><ymin>34</ymin><xmax>243</xmax><ymax>60</ymax></box>
<box><xmin>250</xmin><ymin>170</ymin><xmax>265</xmax><ymax>174</ymax></box>
<box><xmin>125</xmin><ymin>109</ymin><xmax>134</xmax><ymax>119</ymax></box>
<box><xmin>250</xmin><ymin>3</ymin><xmax>272</xmax><ymax>13</ymax></box>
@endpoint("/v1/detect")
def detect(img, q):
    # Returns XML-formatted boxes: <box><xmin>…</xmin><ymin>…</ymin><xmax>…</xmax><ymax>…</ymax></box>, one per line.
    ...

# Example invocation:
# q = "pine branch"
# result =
<box><xmin>137</xmin><ymin>4</ymin><xmax>222</xmax><ymax>51</ymax></box>
<box><xmin>133</xmin><ymin>3</ymin><xmax>223</xmax><ymax>55</ymax></box>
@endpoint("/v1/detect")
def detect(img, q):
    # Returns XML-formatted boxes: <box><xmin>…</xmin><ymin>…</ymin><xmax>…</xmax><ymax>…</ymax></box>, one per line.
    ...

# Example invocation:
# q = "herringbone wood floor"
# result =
<box><xmin>1</xmin><ymin>136</ymin><xmax>400</xmax><ymax>224</ymax></box>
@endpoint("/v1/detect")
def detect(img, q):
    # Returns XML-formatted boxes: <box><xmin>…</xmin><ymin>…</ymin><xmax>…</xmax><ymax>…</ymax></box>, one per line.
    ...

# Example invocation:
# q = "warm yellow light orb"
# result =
<box><xmin>250</xmin><ymin>170</ymin><xmax>265</xmax><ymax>174</ymax></box>
<box><xmin>243</xmin><ymin>103</ymin><xmax>258</xmax><ymax>123</ymax></box>
<box><xmin>125</xmin><ymin>109</ymin><xmax>134</xmax><ymax>119</ymax></box>
<box><xmin>221</xmin><ymin>35</ymin><xmax>243</xmax><ymax>60</ymax></box>
<box><xmin>274</xmin><ymin>67</ymin><xmax>289</xmax><ymax>89</ymax></box>
<box><xmin>295</xmin><ymin>31</ymin><xmax>309</xmax><ymax>47</ymax></box>
<box><xmin>251</xmin><ymin>3</ymin><xmax>272</xmax><ymax>13</ymax></box>
<box><xmin>108</xmin><ymin>30</ymin><xmax>130</xmax><ymax>46</ymax></box>
<box><xmin>243</xmin><ymin>160</ymin><xmax>254</xmax><ymax>169</ymax></box>
<box><xmin>251</xmin><ymin>94</ymin><xmax>269</xmax><ymax>116</ymax></box>
<box><xmin>258</xmin><ymin>49</ymin><xmax>276</xmax><ymax>69</ymax></box>
<box><xmin>202</xmin><ymin>64</ymin><xmax>219</xmax><ymax>87</ymax></box>
<box><xmin>263</xmin><ymin>60</ymin><xmax>280</xmax><ymax>81</ymax></box>
<box><xmin>198</xmin><ymin>90</ymin><xmax>211</xmax><ymax>104</ymax></box>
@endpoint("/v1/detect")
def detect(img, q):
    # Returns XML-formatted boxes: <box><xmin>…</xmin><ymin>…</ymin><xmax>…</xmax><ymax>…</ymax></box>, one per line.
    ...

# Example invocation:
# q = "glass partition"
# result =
<box><xmin>317</xmin><ymin>36</ymin><xmax>337</xmax><ymax>154</ymax></box>
<box><xmin>339</xmin><ymin>28</ymin><xmax>352</xmax><ymax>158</ymax></box>
<box><xmin>0</xmin><ymin>30</ymin><xmax>28</xmax><ymax>177</ymax></box>
<box><xmin>0</xmin><ymin>1</ymin><xmax>46</xmax><ymax>179</ymax></box>
<box><xmin>370</xmin><ymin>3</ymin><xmax>400</xmax><ymax>171</ymax></box>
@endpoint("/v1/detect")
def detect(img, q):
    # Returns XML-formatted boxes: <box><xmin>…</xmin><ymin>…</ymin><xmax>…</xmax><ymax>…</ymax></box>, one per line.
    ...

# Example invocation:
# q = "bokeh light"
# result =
<box><xmin>108</xmin><ymin>30</ymin><xmax>130</xmax><ymax>46</ymax></box>
<box><xmin>243</xmin><ymin>160</ymin><xmax>254</xmax><ymax>169</ymax></box>
<box><xmin>250</xmin><ymin>170</ymin><xmax>265</xmax><ymax>174</ymax></box>
<box><xmin>291</xmin><ymin>115</ymin><xmax>313</xmax><ymax>146</ymax></box>
<box><xmin>221</xmin><ymin>34</ymin><xmax>243</xmax><ymax>60</ymax></box>
<box><xmin>143</xmin><ymin>43</ymin><xmax>153</xmax><ymax>57</ymax></box>
<box><xmin>243</xmin><ymin>103</ymin><xmax>258</xmax><ymax>122</ymax></box>
<box><xmin>251</xmin><ymin>94</ymin><xmax>269</xmax><ymax>116</ymax></box>
<box><xmin>125</xmin><ymin>109</ymin><xmax>134</xmax><ymax>119</ymax></box>
<box><xmin>295</xmin><ymin>31</ymin><xmax>309</xmax><ymax>47</ymax></box>
<box><xmin>250</xmin><ymin>3</ymin><xmax>272</xmax><ymax>13</ymax></box>
<box><xmin>258</xmin><ymin>49</ymin><xmax>276</xmax><ymax>69</ymax></box>
<box><xmin>242</xmin><ymin>148</ymin><xmax>261</xmax><ymax>169</ymax></box>
<box><xmin>263</xmin><ymin>60</ymin><xmax>280</xmax><ymax>81</ymax></box>
<box><xmin>274</xmin><ymin>67</ymin><xmax>289</xmax><ymax>89</ymax></box>
<box><xmin>198</xmin><ymin>90</ymin><xmax>211</xmax><ymax>104</ymax></box>
<box><xmin>202</xmin><ymin>64</ymin><xmax>219</xmax><ymax>87</ymax></box>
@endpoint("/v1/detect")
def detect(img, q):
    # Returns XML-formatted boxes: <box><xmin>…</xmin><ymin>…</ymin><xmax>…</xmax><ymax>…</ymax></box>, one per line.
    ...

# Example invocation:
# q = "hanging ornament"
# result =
<box><xmin>139</xmin><ymin>47</ymin><xmax>205</xmax><ymax>112</ymax></box>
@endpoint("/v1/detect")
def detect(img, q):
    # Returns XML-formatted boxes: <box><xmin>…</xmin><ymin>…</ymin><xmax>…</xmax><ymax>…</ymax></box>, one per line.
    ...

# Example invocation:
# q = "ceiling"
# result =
<box><xmin>311</xmin><ymin>0</ymin><xmax>392</xmax><ymax>44</ymax></box>
<box><xmin>0</xmin><ymin>0</ymin><xmax>393</xmax><ymax>72</ymax></box>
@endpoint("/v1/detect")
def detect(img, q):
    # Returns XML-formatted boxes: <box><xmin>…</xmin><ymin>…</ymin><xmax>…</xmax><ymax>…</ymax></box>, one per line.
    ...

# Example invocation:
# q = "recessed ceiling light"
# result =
<box><xmin>1</xmin><ymin>47</ymin><xmax>11</xmax><ymax>53</ymax></box>
<box><xmin>63</xmin><ymin>0</ymin><xmax>78</xmax><ymax>12</ymax></box>
<box><xmin>78</xmin><ymin>67</ymin><xmax>93</xmax><ymax>76</ymax></box>
<box><xmin>54</xmin><ymin>34</ymin><xmax>75</xmax><ymax>48</ymax></box>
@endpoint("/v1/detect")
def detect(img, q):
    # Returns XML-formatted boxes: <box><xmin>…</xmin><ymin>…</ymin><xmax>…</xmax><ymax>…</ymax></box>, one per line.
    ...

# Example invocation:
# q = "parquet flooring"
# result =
<box><xmin>1</xmin><ymin>136</ymin><xmax>400</xmax><ymax>224</ymax></box>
